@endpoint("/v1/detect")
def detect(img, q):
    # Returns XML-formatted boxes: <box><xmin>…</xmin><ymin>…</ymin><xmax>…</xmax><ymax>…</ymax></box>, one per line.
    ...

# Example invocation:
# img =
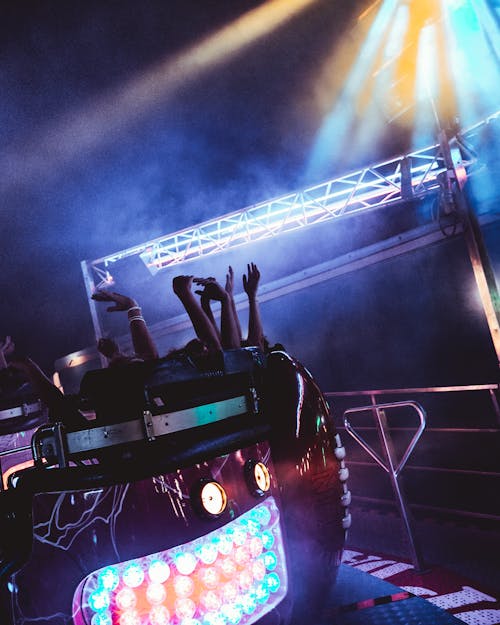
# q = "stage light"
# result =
<box><xmin>411</xmin><ymin>23</ymin><xmax>440</xmax><ymax>148</ymax></box>
<box><xmin>173</xmin><ymin>574</ymin><xmax>195</xmax><ymax>598</ymax></box>
<box><xmin>148</xmin><ymin>605</ymin><xmax>170</xmax><ymax>625</ymax></box>
<box><xmin>98</xmin><ymin>567</ymin><xmax>120</xmax><ymax>591</ymax></box>
<box><xmin>88</xmin><ymin>588</ymin><xmax>110</xmax><ymax>612</ymax></box>
<box><xmin>306</xmin><ymin>0</ymin><xmax>399</xmax><ymax>178</ymax></box>
<box><xmin>115</xmin><ymin>587</ymin><xmax>137</xmax><ymax>611</ymax></box>
<box><xmin>307</xmin><ymin>0</ymin><xmax>499</xmax><ymax>177</ymax></box>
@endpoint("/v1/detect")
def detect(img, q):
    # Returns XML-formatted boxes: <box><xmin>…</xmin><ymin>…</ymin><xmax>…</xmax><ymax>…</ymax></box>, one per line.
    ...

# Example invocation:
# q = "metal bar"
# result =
<box><xmin>392</xmin><ymin>403</ymin><xmax>426</xmax><ymax>476</ymax></box>
<box><xmin>439</xmin><ymin>129</ymin><xmax>500</xmax><ymax>369</ymax></box>
<box><xmin>343</xmin><ymin>399</ymin><xmax>428</xmax><ymax>571</ymax></box>
<box><xmin>0</xmin><ymin>445</ymin><xmax>32</xmax><ymax>458</ymax></box>
<box><xmin>372</xmin><ymin>403</ymin><xmax>426</xmax><ymax>572</ymax></box>
<box><xmin>66</xmin><ymin>395</ymin><xmax>249</xmax><ymax>456</ymax></box>
<box><xmin>110</xmin><ymin>110</ymin><xmax>500</xmax><ymax>275</ymax></box>
<box><xmin>490</xmin><ymin>388</ymin><xmax>500</xmax><ymax>424</ymax></box>
<box><xmin>335</xmin><ymin>424</ymin><xmax>500</xmax><ymax>433</ymax></box>
<box><xmin>326</xmin><ymin>383</ymin><xmax>499</xmax><ymax>396</ymax></box>
<box><xmin>350</xmin><ymin>495</ymin><xmax>500</xmax><ymax>523</ymax></box>
<box><xmin>80</xmin><ymin>259</ymin><xmax>107</xmax><ymax>368</ymax></box>
<box><xmin>82</xmin><ymin>140</ymin><xmax>457</xmax><ymax>275</ymax></box>
<box><xmin>345</xmin><ymin>460</ymin><xmax>500</xmax><ymax>478</ymax></box>
<box><xmin>343</xmin><ymin>414</ymin><xmax>389</xmax><ymax>472</ymax></box>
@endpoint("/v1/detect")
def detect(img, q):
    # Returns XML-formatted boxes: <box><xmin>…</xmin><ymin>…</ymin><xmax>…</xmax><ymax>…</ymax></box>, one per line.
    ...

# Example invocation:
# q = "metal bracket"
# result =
<box><xmin>31</xmin><ymin>423</ymin><xmax>68</xmax><ymax>468</ymax></box>
<box><xmin>142</xmin><ymin>410</ymin><xmax>156</xmax><ymax>442</ymax></box>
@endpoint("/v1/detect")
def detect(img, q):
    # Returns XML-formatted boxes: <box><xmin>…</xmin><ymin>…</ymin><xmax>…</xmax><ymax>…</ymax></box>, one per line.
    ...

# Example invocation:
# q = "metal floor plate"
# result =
<box><xmin>326</xmin><ymin>564</ymin><xmax>464</xmax><ymax>625</ymax></box>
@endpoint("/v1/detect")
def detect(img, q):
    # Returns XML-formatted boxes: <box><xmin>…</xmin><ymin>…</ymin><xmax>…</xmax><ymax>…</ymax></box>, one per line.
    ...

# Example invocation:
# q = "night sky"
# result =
<box><xmin>1</xmin><ymin>0</ymin><xmax>372</xmax><ymax>371</ymax></box>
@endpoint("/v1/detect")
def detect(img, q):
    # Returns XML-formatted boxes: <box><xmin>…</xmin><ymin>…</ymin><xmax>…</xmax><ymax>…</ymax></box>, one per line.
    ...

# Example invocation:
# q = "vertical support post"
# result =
<box><xmin>439</xmin><ymin>130</ymin><xmax>500</xmax><ymax>371</ymax></box>
<box><xmin>80</xmin><ymin>260</ymin><xmax>107</xmax><ymax>368</ymax></box>
<box><xmin>489</xmin><ymin>388</ymin><xmax>500</xmax><ymax>425</ymax></box>
<box><xmin>400</xmin><ymin>156</ymin><xmax>414</xmax><ymax>200</ymax></box>
<box><xmin>371</xmin><ymin>395</ymin><xmax>427</xmax><ymax>572</ymax></box>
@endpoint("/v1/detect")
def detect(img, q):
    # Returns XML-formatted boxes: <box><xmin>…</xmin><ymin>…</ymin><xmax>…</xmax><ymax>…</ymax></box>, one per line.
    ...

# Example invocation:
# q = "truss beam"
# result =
<box><xmin>86</xmin><ymin>142</ymin><xmax>456</xmax><ymax>286</ymax></box>
<box><xmin>81</xmin><ymin>112</ymin><xmax>499</xmax><ymax>344</ymax></box>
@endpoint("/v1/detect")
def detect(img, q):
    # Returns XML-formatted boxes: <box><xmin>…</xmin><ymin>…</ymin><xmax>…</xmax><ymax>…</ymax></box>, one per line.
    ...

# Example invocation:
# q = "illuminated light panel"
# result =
<box><xmin>306</xmin><ymin>0</ymin><xmax>400</xmax><ymax>178</ymax></box>
<box><xmin>411</xmin><ymin>22</ymin><xmax>440</xmax><ymax>150</ymax></box>
<box><xmin>441</xmin><ymin>0</ymin><xmax>500</xmax><ymax>128</ymax></box>
<box><xmin>72</xmin><ymin>497</ymin><xmax>287</xmax><ymax>625</ymax></box>
<box><xmin>306</xmin><ymin>0</ymin><xmax>499</xmax><ymax>175</ymax></box>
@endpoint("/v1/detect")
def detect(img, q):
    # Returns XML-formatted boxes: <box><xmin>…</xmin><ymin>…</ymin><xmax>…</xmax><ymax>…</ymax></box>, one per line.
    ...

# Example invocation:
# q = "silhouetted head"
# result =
<box><xmin>97</xmin><ymin>337</ymin><xmax>120</xmax><ymax>359</ymax></box>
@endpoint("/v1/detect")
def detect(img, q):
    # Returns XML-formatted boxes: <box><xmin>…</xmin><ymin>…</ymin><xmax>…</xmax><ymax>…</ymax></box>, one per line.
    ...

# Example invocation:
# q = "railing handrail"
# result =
<box><xmin>325</xmin><ymin>383</ymin><xmax>499</xmax><ymax>396</ymax></box>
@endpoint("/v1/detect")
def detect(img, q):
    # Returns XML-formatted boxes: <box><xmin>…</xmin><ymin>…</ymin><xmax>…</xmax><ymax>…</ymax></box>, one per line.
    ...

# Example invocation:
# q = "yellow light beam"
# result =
<box><xmin>0</xmin><ymin>0</ymin><xmax>319</xmax><ymax>190</ymax></box>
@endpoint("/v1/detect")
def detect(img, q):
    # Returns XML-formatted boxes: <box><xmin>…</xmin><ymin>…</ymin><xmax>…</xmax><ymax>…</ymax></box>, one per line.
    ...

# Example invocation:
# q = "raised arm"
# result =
<box><xmin>173</xmin><ymin>275</ymin><xmax>222</xmax><ymax>352</ymax></box>
<box><xmin>194</xmin><ymin>277</ymin><xmax>240</xmax><ymax>350</ymax></box>
<box><xmin>225</xmin><ymin>266</ymin><xmax>242</xmax><ymax>344</ymax></box>
<box><xmin>91</xmin><ymin>290</ymin><xmax>159</xmax><ymax>361</ymax></box>
<box><xmin>196</xmin><ymin>277</ymin><xmax>221</xmax><ymax>342</ymax></box>
<box><xmin>243</xmin><ymin>262</ymin><xmax>264</xmax><ymax>350</ymax></box>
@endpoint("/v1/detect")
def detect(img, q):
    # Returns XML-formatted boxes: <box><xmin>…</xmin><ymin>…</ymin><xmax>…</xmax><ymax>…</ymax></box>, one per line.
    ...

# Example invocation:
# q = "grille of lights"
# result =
<box><xmin>72</xmin><ymin>496</ymin><xmax>287</xmax><ymax>625</ymax></box>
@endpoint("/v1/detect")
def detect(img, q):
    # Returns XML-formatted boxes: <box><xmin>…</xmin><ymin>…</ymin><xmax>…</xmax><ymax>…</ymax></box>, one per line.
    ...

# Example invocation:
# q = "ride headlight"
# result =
<box><xmin>245</xmin><ymin>460</ymin><xmax>271</xmax><ymax>496</ymax></box>
<box><xmin>194</xmin><ymin>479</ymin><xmax>228</xmax><ymax>517</ymax></box>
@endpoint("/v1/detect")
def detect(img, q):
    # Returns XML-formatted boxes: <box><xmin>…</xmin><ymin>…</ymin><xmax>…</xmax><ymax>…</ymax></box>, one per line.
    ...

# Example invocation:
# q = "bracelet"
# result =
<box><xmin>127</xmin><ymin>306</ymin><xmax>141</xmax><ymax>314</ymax></box>
<box><xmin>129</xmin><ymin>316</ymin><xmax>145</xmax><ymax>323</ymax></box>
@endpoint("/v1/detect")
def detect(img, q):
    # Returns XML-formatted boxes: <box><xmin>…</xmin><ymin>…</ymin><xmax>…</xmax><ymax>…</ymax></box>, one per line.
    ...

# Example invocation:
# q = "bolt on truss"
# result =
<box><xmin>81</xmin><ymin>112</ymin><xmax>497</xmax><ymax>294</ymax></box>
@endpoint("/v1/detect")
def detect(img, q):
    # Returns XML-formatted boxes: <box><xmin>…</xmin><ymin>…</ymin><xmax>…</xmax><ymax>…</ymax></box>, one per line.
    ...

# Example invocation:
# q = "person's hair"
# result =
<box><xmin>97</xmin><ymin>337</ymin><xmax>120</xmax><ymax>359</ymax></box>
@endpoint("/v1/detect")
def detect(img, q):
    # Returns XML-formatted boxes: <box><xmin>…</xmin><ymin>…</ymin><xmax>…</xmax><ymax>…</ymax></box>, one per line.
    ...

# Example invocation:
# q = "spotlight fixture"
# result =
<box><xmin>245</xmin><ymin>459</ymin><xmax>271</xmax><ymax>497</ymax></box>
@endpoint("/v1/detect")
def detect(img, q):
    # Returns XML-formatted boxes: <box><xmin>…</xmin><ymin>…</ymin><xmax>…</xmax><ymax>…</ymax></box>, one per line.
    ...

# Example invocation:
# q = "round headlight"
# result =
<box><xmin>193</xmin><ymin>480</ymin><xmax>227</xmax><ymax>517</ymax></box>
<box><xmin>245</xmin><ymin>460</ymin><xmax>271</xmax><ymax>496</ymax></box>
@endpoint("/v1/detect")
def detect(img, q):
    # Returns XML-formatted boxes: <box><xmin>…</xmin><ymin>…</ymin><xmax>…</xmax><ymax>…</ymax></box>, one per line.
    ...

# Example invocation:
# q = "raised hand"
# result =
<box><xmin>194</xmin><ymin>277</ymin><xmax>227</xmax><ymax>302</ymax></box>
<box><xmin>172</xmin><ymin>275</ymin><xmax>194</xmax><ymax>297</ymax></box>
<box><xmin>91</xmin><ymin>290</ymin><xmax>137</xmax><ymax>312</ymax></box>
<box><xmin>224</xmin><ymin>265</ymin><xmax>242</xmax><ymax>343</ymax></box>
<box><xmin>225</xmin><ymin>266</ymin><xmax>235</xmax><ymax>296</ymax></box>
<box><xmin>92</xmin><ymin>290</ymin><xmax>158</xmax><ymax>361</ymax></box>
<box><xmin>243</xmin><ymin>262</ymin><xmax>260</xmax><ymax>299</ymax></box>
<box><xmin>173</xmin><ymin>275</ymin><xmax>222</xmax><ymax>351</ymax></box>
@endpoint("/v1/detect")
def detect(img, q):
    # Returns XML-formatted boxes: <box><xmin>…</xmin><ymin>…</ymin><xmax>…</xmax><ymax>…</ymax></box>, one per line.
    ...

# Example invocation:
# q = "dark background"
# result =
<box><xmin>1</xmin><ymin>0</ymin><xmax>499</xmax><ymax>390</ymax></box>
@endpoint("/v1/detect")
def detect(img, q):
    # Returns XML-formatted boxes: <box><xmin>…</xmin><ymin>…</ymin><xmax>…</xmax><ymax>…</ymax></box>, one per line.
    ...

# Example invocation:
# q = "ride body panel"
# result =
<box><xmin>0</xmin><ymin>348</ymin><xmax>348</xmax><ymax>625</ymax></box>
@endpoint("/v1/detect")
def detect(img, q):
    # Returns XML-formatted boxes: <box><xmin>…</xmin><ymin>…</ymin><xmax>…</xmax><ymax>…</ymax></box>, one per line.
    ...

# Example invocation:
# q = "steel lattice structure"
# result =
<box><xmin>82</xmin><ymin>142</ymin><xmax>455</xmax><ymax>287</ymax></box>
<box><xmin>81</xmin><ymin>112</ymin><xmax>499</xmax><ymax>344</ymax></box>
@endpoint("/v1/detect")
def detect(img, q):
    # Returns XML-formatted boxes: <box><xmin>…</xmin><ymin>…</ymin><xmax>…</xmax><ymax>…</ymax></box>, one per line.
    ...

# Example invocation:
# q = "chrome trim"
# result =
<box><xmin>0</xmin><ymin>401</ymin><xmax>43</xmax><ymax>421</ymax></box>
<box><xmin>66</xmin><ymin>395</ymin><xmax>249</xmax><ymax>455</ymax></box>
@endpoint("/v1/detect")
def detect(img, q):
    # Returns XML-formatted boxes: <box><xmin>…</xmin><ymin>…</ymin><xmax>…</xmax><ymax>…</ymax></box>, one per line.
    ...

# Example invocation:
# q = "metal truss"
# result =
<box><xmin>81</xmin><ymin>111</ymin><xmax>498</xmax><ymax>295</ymax></box>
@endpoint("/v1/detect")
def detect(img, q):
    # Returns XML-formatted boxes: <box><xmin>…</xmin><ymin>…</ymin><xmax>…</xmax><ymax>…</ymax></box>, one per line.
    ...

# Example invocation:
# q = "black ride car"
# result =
<box><xmin>0</xmin><ymin>348</ymin><xmax>350</xmax><ymax>625</ymax></box>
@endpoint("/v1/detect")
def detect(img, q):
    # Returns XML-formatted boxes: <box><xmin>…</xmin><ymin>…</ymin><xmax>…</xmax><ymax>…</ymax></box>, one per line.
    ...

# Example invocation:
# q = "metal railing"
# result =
<box><xmin>342</xmin><ymin>399</ymin><xmax>427</xmax><ymax>571</ymax></box>
<box><xmin>325</xmin><ymin>383</ymin><xmax>500</xmax><ymax>571</ymax></box>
